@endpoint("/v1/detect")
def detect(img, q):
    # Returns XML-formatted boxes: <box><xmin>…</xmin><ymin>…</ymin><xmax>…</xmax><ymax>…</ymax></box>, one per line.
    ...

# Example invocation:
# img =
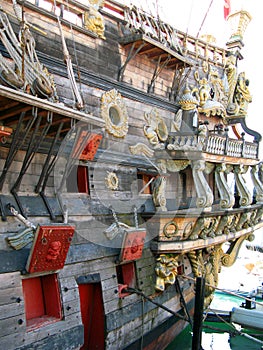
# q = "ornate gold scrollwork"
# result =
<box><xmin>163</xmin><ymin>221</ymin><xmax>178</xmax><ymax>238</ymax></box>
<box><xmin>105</xmin><ymin>171</ymin><xmax>119</xmax><ymax>190</ymax></box>
<box><xmin>84</xmin><ymin>0</ymin><xmax>105</xmax><ymax>39</ymax></box>
<box><xmin>188</xmin><ymin>246</ymin><xmax>223</xmax><ymax>307</ymax></box>
<box><xmin>101</xmin><ymin>89</ymin><xmax>129</xmax><ymax>137</ymax></box>
<box><xmin>155</xmin><ymin>254</ymin><xmax>179</xmax><ymax>292</ymax></box>
<box><xmin>221</xmin><ymin>233</ymin><xmax>255</xmax><ymax>267</ymax></box>
<box><xmin>143</xmin><ymin>108</ymin><xmax>168</xmax><ymax>148</ymax></box>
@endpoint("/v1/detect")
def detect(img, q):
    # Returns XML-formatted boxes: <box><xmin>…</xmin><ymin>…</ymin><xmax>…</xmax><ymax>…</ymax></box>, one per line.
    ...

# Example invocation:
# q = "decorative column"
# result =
<box><xmin>250</xmin><ymin>165</ymin><xmax>263</xmax><ymax>203</ymax></box>
<box><xmin>191</xmin><ymin>160</ymin><xmax>214</xmax><ymax>210</ymax></box>
<box><xmin>234</xmin><ymin>165</ymin><xmax>252</xmax><ymax>207</ymax></box>
<box><xmin>152</xmin><ymin>160</ymin><xmax>167</xmax><ymax>211</ymax></box>
<box><xmin>215</xmin><ymin>163</ymin><xmax>235</xmax><ymax>209</ymax></box>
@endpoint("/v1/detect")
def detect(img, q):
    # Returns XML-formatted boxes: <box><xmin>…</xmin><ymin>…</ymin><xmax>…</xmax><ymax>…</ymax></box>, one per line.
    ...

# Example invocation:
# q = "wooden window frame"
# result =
<box><xmin>66</xmin><ymin>164</ymin><xmax>90</xmax><ymax>194</ymax></box>
<box><xmin>137</xmin><ymin>172</ymin><xmax>155</xmax><ymax>195</ymax></box>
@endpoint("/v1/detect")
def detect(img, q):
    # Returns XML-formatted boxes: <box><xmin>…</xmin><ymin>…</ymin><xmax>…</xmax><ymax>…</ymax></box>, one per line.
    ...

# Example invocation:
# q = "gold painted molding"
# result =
<box><xmin>101</xmin><ymin>89</ymin><xmax>129</xmax><ymax>138</ymax></box>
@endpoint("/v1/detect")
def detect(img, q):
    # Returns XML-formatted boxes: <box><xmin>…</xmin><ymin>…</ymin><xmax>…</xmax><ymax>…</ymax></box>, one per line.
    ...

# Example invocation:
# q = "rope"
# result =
<box><xmin>65</xmin><ymin>0</ymin><xmax>84</xmax><ymax>101</ymax></box>
<box><xmin>196</xmin><ymin>0</ymin><xmax>214</xmax><ymax>38</ymax></box>
<box><xmin>123</xmin><ymin>287</ymin><xmax>189</xmax><ymax>322</ymax></box>
<box><xmin>186</xmin><ymin>0</ymin><xmax>194</xmax><ymax>36</ymax></box>
<box><xmin>54</xmin><ymin>0</ymin><xmax>84</xmax><ymax>109</ymax></box>
<box><xmin>204</xmin><ymin>308</ymin><xmax>263</xmax><ymax>345</ymax></box>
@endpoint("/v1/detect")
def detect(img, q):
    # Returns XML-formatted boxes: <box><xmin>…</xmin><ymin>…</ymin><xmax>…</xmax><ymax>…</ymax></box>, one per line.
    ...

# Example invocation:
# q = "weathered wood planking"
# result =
<box><xmin>16</xmin><ymin>325</ymin><xmax>83</xmax><ymax>350</ymax></box>
<box><xmin>0</xmin><ymin>300</ymin><xmax>24</xmax><ymax>320</ymax></box>
<box><xmin>20</xmin><ymin>317</ymin><xmax>82</xmax><ymax>349</ymax></box>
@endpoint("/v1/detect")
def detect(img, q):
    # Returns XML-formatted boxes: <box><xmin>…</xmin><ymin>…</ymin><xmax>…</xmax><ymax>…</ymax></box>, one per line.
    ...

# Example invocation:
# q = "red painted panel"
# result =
<box><xmin>119</xmin><ymin>229</ymin><xmax>146</xmax><ymax>263</ymax></box>
<box><xmin>77</xmin><ymin>166</ymin><xmax>89</xmax><ymax>193</ymax></box>
<box><xmin>79</xmin><ymin>133</ymin><xmax>102</xmax><ymax>161</ymax></box>
<box><xmin>42</xmin><ymin>274</ymin><xmax>62</xmax><ymax>319</ymax></box>
<box><xmin>22</xmin><ymin>277</ymin><xmax>45</xmax><ymax>320</ymax></box>
<box><xmin>121</xmin><ymin>262</ymin><xmax>135</xmax><ymax>287</ymax></box>
<box><xmin>78</xmin><ymin>283</ymin><xmax>105</xmax><ymax>350</ymax></box>
<box><xmin>72</xmin><ymin>131</ymin><xmax>102</xmax><ymax>161</ymax></box>
<box><xmin>26</xmin><ymin>225</ymin><xmax>75</xmax><ymax>273</ymax></box>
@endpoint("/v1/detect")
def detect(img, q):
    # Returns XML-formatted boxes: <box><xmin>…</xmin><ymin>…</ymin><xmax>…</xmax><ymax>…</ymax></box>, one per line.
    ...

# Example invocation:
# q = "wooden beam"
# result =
<box><xmin>0</xmin><ymin>85</ymin><xmax>105</xmax><ymax>127</ymax></box>
<box><xmin>0</xmin><ymin>105</ymin><xmax>32</xmax><ymax>120</ymax></box>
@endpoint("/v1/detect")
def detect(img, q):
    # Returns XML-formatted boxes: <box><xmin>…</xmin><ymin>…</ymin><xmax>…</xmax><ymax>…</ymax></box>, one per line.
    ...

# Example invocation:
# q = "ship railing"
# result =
<box><xmin>167</xmin><ymin>132</ymin><xmax>259</xmax><ymax>159</ymax></box>
<box><xmin>123</xmin><ymin>5</ymin><xmax>227</xmax><ymax>66</ymax></box>
<box><xmin>21</xmin><ymin>0</ymin><xmax>227</xmax><ymax>67</ymax></box>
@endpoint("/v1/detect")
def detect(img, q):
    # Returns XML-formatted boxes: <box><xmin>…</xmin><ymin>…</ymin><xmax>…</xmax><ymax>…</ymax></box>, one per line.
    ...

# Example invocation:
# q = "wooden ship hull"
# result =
<box><xmin>0</xmin><ymin>1</ymin><xmax>262</xmax><ymax>349</ymax></box>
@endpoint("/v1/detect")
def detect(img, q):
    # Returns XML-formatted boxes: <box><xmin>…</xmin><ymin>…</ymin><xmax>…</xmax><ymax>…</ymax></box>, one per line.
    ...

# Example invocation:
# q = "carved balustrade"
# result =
<box><xmin>167</xmin><ymin>132</ymin><xmax>259</xmax><ymax>159</ymax></box>
<box><xmin>123</xmin><ymin>5</ymin><xmax>227</xmax><ymax>66</ymax></box>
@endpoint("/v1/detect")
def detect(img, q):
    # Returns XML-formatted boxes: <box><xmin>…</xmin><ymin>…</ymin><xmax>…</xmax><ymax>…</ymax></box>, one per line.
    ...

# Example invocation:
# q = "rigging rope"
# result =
<box><xmin>186</xmin><ymin>0</ymin><xmax>194</xmax><ymax>36</ymax></box>
<box><xmin>65</xmin><ymin>0</ymin><xmax>84</xmax><ymax>101</ymax></box>
<box><xmin>196</xmin><ymin>0</ymin><xmax>214</xmax><ymax>38</ymax></box>
<box><xmin>53</xmin><ymin>0</ymin><xmax>84</xmax><ymax>109</ymax></box>
<box><xmin>124</xmin><ymin>286</ymin><xmax>189</xmax><ymax>322</ymax></box>
<box><xmin>204</xmin><ymin>308</ymin><xmax>263</xmax><ymax>345</ymax></box>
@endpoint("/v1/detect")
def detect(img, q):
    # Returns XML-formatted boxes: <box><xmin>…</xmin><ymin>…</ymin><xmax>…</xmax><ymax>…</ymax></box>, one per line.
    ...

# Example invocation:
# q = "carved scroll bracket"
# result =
<box><xmin>234</xmin><ymin>165</ymin><xmax>252</xmax><ymax>207</ymax></box>
<box><xmin>251</xmin><ymin>165</ymin><xmax>263</xmax><ymax>203</ymax></box>
<box><xmin>221</xmin><ymin>233</ymin><xmax>255</xmax><ymax>267</ymax></box>
<box><xmin>166</xmin><ymin>160</ymin><xmax>190</xmax><ymax>172</ymax></box>
<box><xmin>191</xmin><ymin>160</ymin><xmax>214</xmax><ymax>209</ymax></box>
<box><xmin>215</xmin><ymin>163</ymin><xmax>235</xmax><ymax>209</ymax></box>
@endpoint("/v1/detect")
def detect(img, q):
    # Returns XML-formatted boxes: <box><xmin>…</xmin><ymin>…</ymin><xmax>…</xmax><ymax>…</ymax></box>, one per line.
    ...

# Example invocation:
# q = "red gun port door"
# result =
<box><xmin>78</xmin><ymin>282</ymin><xmax>105</xmax><ymax>350</ymax></box>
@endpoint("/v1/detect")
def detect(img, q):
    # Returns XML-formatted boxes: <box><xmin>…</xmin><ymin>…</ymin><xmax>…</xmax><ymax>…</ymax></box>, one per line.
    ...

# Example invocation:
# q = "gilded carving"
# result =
<box><xmin>183</xmin><ymin>222</ymin><xmax>194</xmax><ymax>239</ymax></box>
<box><xmin>192</xmin><ymin>70</ymin><xmax>226</xmax><ymax>119</ymax></box>
<box><xmin>227</xmin><ymin>10</ymin><xmax>252</xmax><ymax>41</ymax></box>
<box><xmin>150</xmin><ymin>161</ymin><xmax>167</xmax><ymax>212</ymax></box>
<box><xmin>226</xmin><ymin>52</ymin><xmax>252</xmax><ymax>117</ymax></box>
<box><xmin>163</xmin><ymin>221</ymin><xmax>178</xmax><ymax>238</ymax></box>
<box><xmin>105</xmin><ymin>171</ymin><xmax>119</xmax><ymax>190</ymax></box>
<box><xmin>0</xmin><ymin>8</ymin><xmax>56</xmax><ymax>99</ymax></box>
<box><xmin>84</xmin><ymin>0</ymin><xmax>105</xmax><ymax>39</ymax></box>
<box><xmin>233</xmin><ymin>72</ymin><xmax>252</xmax><ymax>116</ymax></box>
<box><xmin>189</xmin><ymin>216</ymin><xmax>219</xmax><ymax>240</ymax></box>
<box><xmin>155</xmin><ymin>254</ymin><xmax>179</xmax><ymax>292</ymax></box>
<box><xmin>152</xmin><ymin>176</ymin><xmax>167</xmax><ymax>211</ymax></box>
<box><xmin>171</xmin><ymin>109</ymin><xmax>182</xmax><ymax>132</ymax></box>
<box><xmin>225</xmin><ymin>54</ymin><xmax>237</xmax><ymax>106</ymax></box>
<box><xmin>101</xmin><ymin>89</ymin><xmax>129</xmax><ymax>137</ymax></box>
<box><xmin>209</xmin><ymin>68</ymin><xmax>228</xmax><ymax>107</ymax></box>
<box><xmin>252</xmin><ymin>207</ymin><xmax>263</xmax><ymax>225</ymax></box>
<box><xmin>178</xmin><ymin>85</ymin><xmax>199</xmax><ymax>111</ymax></box>
<box><xmin>129</xmin><ymin>143</ymin><xmax>154</xmax><ymax>158</ymax></box>
<box><xmin>143</xmin><ymin>108</ymin><xmax>168</xmax><ymax>148</ymax></box>
<box><xmin>166</xmin><ymin>160</ymin><xmax>190</xmax><ymax>172</ymax></box>
<box><xmin>221</xmin><ymin>233</ymin><xmax>255</xmax><ymax>267</ymax></box>
<box><xmin>188</xmin><ymin>247</ymin><xmax>223</xmax><ymax>307</ymax></box>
